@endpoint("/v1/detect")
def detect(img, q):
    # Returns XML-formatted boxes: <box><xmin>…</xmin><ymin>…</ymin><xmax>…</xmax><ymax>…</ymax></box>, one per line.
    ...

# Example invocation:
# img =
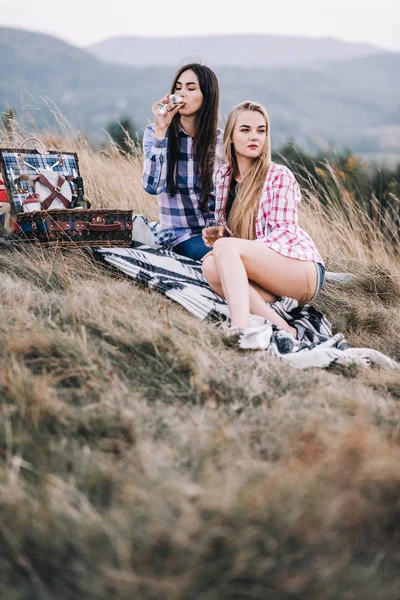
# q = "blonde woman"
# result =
<box><xmin>201</xmin><ymin>100</ymin><xmax>325</xmax><ymax>341</ymax></box>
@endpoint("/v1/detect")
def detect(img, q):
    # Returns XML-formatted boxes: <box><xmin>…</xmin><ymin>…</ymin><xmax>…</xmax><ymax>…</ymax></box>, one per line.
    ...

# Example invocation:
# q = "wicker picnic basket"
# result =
<box><xmin>0</xmin><ymin>139</ymin><xmax>133</xmax><ymax>247</ymax></box>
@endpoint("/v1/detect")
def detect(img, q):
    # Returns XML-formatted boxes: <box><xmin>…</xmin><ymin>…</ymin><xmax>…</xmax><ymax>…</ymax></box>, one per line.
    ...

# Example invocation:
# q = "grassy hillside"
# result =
<box><xmin>1</xmin><ymin>27</ymin><xmax>399</xmax><ymax>162</ymax></box>
<box><xmin>1</xmin><ymin>121</ymin><xmax>400</xmax><ymax>598</ymax></box>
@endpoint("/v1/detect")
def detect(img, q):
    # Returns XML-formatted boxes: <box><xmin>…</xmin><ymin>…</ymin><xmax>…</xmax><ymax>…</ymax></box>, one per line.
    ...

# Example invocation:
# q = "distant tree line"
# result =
<box><xmin>105</xmin><ymin>117</ymin><xmax>141</xmax><ymax>155</ymax></box>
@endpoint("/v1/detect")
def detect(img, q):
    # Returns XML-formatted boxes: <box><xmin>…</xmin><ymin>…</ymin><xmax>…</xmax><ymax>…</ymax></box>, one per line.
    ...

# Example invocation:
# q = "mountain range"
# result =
<box><xmin>87</xmin><ymin>34</ymin><xmax>387</xmax><ymax>68</ymax></box>
<box><xmin>1</xmin><ymin>27</ymin><xmax>399</xmax><ymax>163</ymax></box>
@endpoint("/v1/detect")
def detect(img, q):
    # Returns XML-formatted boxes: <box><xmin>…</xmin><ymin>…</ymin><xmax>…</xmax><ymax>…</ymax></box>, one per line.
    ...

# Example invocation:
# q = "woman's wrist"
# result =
<box><xmin>154</xmin><ymin>125</ymin><xmax>168</xmax><ymax>140</ymax></box>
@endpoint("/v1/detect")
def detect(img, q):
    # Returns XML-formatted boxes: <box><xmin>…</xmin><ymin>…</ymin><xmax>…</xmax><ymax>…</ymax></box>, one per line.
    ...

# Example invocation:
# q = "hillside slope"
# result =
<box><xmin>1</xmin><ymin>129</ymin><xmax>400</xmax><ymax>599</ymax></box>
<box><xmin>1</xmin><ymin>27</ymin><xmax>399</xmax><ymax>160</ymax></box>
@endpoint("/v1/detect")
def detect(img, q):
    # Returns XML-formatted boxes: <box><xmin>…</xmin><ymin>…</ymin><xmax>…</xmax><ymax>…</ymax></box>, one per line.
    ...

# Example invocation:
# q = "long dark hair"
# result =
<box><xmin>166</xmin><ymin>63</ymin><xmax>220</xmax><ymax>212</ymax></box>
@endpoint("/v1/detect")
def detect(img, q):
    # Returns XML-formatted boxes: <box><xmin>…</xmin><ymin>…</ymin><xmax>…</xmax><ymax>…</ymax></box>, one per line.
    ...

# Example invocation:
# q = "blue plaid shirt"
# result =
<box><xmin>142</xmin><ymin>123</ymin><xmax>223</xmax><ymax>247</ymax></box>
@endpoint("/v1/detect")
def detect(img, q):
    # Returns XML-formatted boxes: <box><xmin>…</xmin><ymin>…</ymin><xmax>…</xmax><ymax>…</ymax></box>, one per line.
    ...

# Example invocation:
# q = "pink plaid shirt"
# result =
<box><xmin>214</xmin><ymin>162</ymin><xmax>324</xmax><ymax>264</ymax></box>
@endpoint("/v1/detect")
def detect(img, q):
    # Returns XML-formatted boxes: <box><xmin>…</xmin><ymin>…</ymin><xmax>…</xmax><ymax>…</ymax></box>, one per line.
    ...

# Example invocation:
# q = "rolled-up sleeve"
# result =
<box><xmin>141</xmin><ymin>125</ymin><xmax>168</xmax><ymax>195</ymax></box>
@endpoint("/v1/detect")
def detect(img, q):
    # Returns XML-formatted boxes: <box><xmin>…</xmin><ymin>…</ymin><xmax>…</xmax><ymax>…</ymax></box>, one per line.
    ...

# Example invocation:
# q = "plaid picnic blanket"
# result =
<box><xmin>90</xmin><ymin>218</ymin><xmax>400</xmax><ymax>371</ymax></box>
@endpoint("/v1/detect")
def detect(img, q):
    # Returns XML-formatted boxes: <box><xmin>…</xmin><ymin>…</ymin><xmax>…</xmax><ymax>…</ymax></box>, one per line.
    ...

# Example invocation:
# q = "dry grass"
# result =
<box><xmin>1</xmin><ymin>119</ymin><xmax>400</xmax><ymax>599</ymax></box>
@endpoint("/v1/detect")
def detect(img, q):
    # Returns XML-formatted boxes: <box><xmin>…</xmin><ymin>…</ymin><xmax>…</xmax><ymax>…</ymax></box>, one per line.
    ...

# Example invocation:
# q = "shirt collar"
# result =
<box><xmin>178</xmin><ymin>121</ymin><xmax>191</xmax><ymax>137</ymax></box>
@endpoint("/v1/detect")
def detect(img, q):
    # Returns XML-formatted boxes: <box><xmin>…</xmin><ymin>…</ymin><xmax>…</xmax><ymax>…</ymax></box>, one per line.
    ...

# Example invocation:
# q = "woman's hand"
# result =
<box><xmin>152</xmin><ymin>95</ymin><xmax>182</xmax><ymax>138</ymax></box>
<box><xmin>202</xmin><ymin>225</ymin><xmax>227</xmax><ymax>247</ymax></box>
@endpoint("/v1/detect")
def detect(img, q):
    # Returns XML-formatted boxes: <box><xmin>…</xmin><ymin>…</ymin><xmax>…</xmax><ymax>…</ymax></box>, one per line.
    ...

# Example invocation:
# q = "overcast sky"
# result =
<box><xmin>1</xmin><ymin>0</ymin><xmax>400</xmax><ymax>51</ymax></box>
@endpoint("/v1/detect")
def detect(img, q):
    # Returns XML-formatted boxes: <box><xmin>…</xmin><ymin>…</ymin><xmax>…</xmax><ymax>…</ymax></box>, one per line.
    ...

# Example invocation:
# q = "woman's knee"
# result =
<box><xmin>212</xmin><ymin>236</ymin><xmax>236</xmax><ymax>258</ymax></box>
<box><xmin>201</xmin><ymin>255</ymin><xmax>219</xmax><ymax>285</ymax></box>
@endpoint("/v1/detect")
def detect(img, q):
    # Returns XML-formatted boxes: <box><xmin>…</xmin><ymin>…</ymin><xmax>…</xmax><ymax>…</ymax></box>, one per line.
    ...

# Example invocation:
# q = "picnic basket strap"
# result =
<box><xmin>36</xmin><ymin>173</ymin><xmax>71</xmax><ymax>209</ymax></box>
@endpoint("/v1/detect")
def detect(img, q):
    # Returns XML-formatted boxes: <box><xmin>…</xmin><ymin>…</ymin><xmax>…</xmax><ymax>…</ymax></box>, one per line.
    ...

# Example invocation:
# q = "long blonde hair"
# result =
<box><xmin>222</xmin><ymin>101</ymin><xmax>271</xmax><ymax>239</ymax></box>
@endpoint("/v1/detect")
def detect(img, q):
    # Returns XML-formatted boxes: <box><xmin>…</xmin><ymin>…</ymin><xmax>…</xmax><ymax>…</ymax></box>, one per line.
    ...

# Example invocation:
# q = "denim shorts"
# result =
<box><xmin>312</xmin><ymin>262</ymin><xmax>325</xmax><ymax>300</ymax></box>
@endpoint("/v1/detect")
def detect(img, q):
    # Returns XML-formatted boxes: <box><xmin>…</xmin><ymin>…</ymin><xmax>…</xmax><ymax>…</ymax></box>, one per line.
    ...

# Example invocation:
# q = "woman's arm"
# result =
<box><xmin>141</xmin><ymin>125</ymin><xmax>168</xmax><ymax>195</ymax></box>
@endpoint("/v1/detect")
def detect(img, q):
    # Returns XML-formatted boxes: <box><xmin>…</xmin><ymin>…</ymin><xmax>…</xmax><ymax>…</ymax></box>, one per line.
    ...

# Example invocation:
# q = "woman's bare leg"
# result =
<box><xmin>249</xmin><ymin>281</ymin><xmax>277</xmax><ymax>303</ymax></box>
<box><xmin>202</xmin><ymin>237</ymin><xmax>317</xmax><ymax>332</ymax></box>
<box><xmin>203</xmin><ymin>257</ymin><xmax>296</xmax><ymax>334</ymax></box>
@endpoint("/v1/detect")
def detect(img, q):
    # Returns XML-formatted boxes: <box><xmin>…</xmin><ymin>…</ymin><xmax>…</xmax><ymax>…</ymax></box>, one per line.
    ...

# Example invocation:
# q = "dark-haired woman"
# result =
<box><xmin>142</xmin><ymin>63</ymin><xmax>223</xmax><ymax>261</ymax></box>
